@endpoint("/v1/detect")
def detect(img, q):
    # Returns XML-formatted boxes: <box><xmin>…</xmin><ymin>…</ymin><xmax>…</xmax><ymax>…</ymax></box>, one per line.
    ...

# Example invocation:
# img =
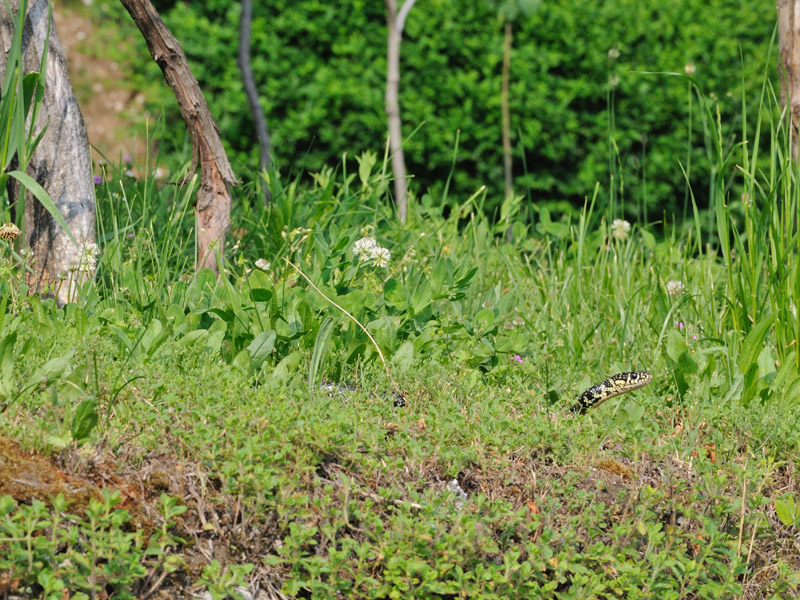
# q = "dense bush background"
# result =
<box><xmin>138</xmin><ymin>0</ymin><xmax>774</xmax><ymax>221</ymax></box>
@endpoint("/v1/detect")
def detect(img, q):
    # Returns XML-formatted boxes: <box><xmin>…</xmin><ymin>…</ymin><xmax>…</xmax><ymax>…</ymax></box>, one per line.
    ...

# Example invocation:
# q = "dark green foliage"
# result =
<box><xmin>145</xmin><ymin>0</ymin><xmax>773</xmax><ymax>220</ymax></box>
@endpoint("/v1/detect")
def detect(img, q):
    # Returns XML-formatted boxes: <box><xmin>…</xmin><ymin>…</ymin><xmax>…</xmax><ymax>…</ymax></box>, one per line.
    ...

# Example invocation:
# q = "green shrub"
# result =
<box><xmin>124</xmin><ymin>0</ymin><xmax>774</xmax><ymax>221</ymax></box>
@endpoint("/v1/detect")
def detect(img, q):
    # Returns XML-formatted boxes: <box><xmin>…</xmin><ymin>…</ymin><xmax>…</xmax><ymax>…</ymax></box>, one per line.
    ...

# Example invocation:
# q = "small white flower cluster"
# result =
<box><xmin>503</xmin><ymin>316</ymin><xmax>526</xmax><ymax>330</ymax></box>
<box><xmin>611</xmin><ymin>219</ymin><xmax>631</xmax><ymax>241</ymax></box>
<box><xmin>666</xmin><ymin>279</ymin><xmax>686</xmax><ymax>297</ymax></box>
<box><xmin>71</xmin><ymin>242</ymin><xmax>100</xmax><ymax>273</ymax></box>
<box><xmin>353</xmin><ymin>236</ymin><xmax>391</xmax><ymax>268</ymax></box>
<box><xmin>255</xmin><ymin>258</ymin><xmax>271</xmax><ymax>271</ymax></box>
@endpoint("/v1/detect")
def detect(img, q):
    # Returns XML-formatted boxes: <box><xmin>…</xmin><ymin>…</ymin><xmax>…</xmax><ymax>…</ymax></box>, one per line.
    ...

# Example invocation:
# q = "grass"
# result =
<box><xmin>2</xmin><ymin>73</ymin><xmax>800</xmax><ymax>599</ymax></box>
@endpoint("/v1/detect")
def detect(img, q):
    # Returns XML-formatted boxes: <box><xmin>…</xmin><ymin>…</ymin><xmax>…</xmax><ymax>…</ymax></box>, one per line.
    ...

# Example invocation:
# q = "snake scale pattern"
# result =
<box><xmin>570</xmin><ymin>371</ymin><xmax>653</xmax><ymax>415</ymax></box>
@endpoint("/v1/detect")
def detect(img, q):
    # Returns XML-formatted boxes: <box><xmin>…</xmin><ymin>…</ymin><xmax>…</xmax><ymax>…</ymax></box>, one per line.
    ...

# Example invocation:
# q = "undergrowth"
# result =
<box><xmin>1</xmin><ymin>58</ymin><xmax>800</xmax><ymax>600</ymax></box>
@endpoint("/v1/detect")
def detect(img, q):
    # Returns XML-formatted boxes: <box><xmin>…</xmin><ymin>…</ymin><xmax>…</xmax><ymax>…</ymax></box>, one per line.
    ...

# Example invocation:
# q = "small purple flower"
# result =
<box><xmin>122</xmin><ymin>153</ymin><xmax>132</xmax><ymax>164</ymax></box>
<box><xmin>512</xmin><ymin>354</ymin><xmax>524</xmax><ymax>364</ymax></box>
<box><xmin>675</xmin><ymin>321</ymin><xmax>684</xmax><ymax>329</ymax></box>
<box><xmin>93</xmin><ymin>175</ymin><xmax>102</xmax><ymax>185</ymax></box>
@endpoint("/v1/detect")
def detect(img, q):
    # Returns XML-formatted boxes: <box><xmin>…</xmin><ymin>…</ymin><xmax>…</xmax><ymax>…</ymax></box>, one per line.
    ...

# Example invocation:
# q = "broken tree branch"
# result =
<box><xmin>119</xmin><ymin>0</ymin><xmax>237</xmax><ymax>273</ymax></box>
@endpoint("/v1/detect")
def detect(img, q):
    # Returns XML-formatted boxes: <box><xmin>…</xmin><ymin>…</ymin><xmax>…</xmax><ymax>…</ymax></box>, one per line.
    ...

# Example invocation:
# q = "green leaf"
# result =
<box><xmin>248</xmin><ymin>329</ymin><xmax>276</xmax><ymax>369</ymax></box>
<box><xmin>356</xmin><ymin>150</ymin><xmax>376</xmax><ymax>186</ymax></box>
<box><xmin>474</xmin><ymin>308</ymin><xmax>495</xmax><ymax>328</ymax></box>
<box><xmin>249</xmin><ymin>288</ymin><xmax>272</xmax><ymax>303</ymax></box>
<box><xmin>180</xmin><ymin>329</ymin><xmax>208</xmax><ymax>347</ymax></box>
<box><xmin>722</xmin><ymin>373</ymin><xmax>744</xmax><ymax>405</ymax></box>
<box><xmin>204</xmin><ymin>307</ymin><xmax>235</xmax><ymax>324</ymax></box>
<box><xmin>677</xmin><ymin>351</ymin><xmax>698</xmax><ymax>375</ymax></box>
<box><xmin>71</xmin><ymin>398</ymin><xmax>98</xmax><ymax>442</ymax></box>
<box><xmin>7</xmin><ymin>170</ymin><xmax>77</xmax><ymax>246</ymax></box>
<box><xmin>390</xmin><ymin>340</ymin><xmax>415</xmax><ymax>373</ymax></box>
<box><xmin>756</xmin><ymin>346</ymin><xmax>777</xmax><ymax>381</ymax></box>
<box><xmin>640</xmin><ymin>228</ymin><xmax>656</xmax><ymax>250</ymax></box>
<box><xmin>666</xmin><ymin>329</ymin><xmax>697</xmax><ymax>378</ymax></box>
<box><xmin>231</xmin><ymin>349</ymin><xmax>250</xmax><ymax>375</ymax></box>
<box><xmin>537</xmin><ymin>220</ymin><xmax>569</xmax><ymax>239</ymax></box>
<box><xmin>206</xmin><ymin>328</ymin><xmax>226</xmax><ymax>355</ymax></box>
<box><xmin>410</xmin><ymin>279</ymin><xmax>432</xmax><ymax>315</ymax></box>
<box><xmin>21</xmin><ymin>72</ymin><xmax>40</xmax><ymax>117</ymax></box>
<box><xmin>431</xmin><ymin>258</ymin><xmax>448</xmax><ymax>296</ymax></box>
<box><xmin>384</xmin><ymin>277</ymin><xmax>407</xmax><ymax>311</ymax></box>
<box><xmin>494</xmin><ymin>336</ymin><xmax>514</xmax><ymax>353</ymax></box>
<box><xmin>267</xmin><ymin>351</ymin><xmax>303</xmax><ymax>387</ymax></box>
<box><xmin>454</xmin><ymin>266</ymin><xmax>478</xmax><ymax>289</ymax></box>
<box><xmin>666</xmin><ymin>329</ymin><xmax>687</xmax><ymax>363</ymax></box>
<box><xmin>775</xmin><ymin>497</ymin><xmax>798</xmax><ymax>527</ymax></box>
<box><xmin>0</xmin><ymin>331</ymin><xmax>16</xmax><ymax>398</ymax></box>
<box><xmin>737</xmin><ymin>312</ymin><xmax>777</xmax><ymax>376</ymax></box>
<box><xmin>140</xmin><ymin>318</ymin><xmax>165</xmax><ymax>355</ymax></box>
<box><xmin>29</xmin><ymin>350</ymin><xmax>74</xmax><ymax>383</ymax></box>
<box><xmin>309</xmin><ymin>317</ymin><xmax>334</xmax><ymax>391</ymax></box>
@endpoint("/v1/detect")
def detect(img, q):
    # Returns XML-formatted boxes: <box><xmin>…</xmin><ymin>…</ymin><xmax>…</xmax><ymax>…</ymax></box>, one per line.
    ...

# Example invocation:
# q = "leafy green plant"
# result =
<box><xmin>775</xmin><ymin>494</ymin><xmax>800</xmax><ymax>528</ymax></box>
<box><xmin>0</xmin><ymin>490</ymin><xmax>190</xmax><ymax>599</ymax></box>
<box><xmin>197</xmin><ymin>560</ymin><xmax>254</xmax><ymax>600</ymax></box>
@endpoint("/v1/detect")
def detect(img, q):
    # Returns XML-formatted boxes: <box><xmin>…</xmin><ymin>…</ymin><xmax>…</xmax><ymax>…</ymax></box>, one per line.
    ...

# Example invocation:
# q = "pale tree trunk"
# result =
<box><xmin>120</xmin><ymin>0</ymin><xmax>236</xmax><ymax>273</ymax></box>
<box><xmin>385</xmin><ymin>0</ymin><xmax>416</xmax><ymax>225</ymax></box>
<box><xmin>778</xmin><ymin>0</ymin><xmax>800</xmax><ymax>162</ymax></box>
<box><xmin>0</xmin><ymin>0</ymin><xmax>95</xmax><ymax>305</ymax></box>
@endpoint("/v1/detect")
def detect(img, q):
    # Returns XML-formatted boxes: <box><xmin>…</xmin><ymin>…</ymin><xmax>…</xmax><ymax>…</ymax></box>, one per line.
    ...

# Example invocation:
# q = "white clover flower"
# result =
<box><xmin>372</xmin><ymin>247</ymin><xmax>391</xmax><ymax>268</ymax></box>
<box><xmin>72</xmin><ymin>242</ymin><xmax>100</xmax><ymax>273</ymax></box>
<box><xmin>255</xmin><ymin>258</ymin><xmax>270</xmax><ymax>271</ymax></box>
<box><xmin>353</xmin><ymin>236</ymin><xmax>378</xmax><ymax>261</ymax></box>
<box><xmin>684</xmin><ymin>61</ymin><xmax>696</xmax><ymax>76</ymax></box>
<box><xmin>609</xmin><ymin>74</ymin><xmax>620</xmax><ymax>88</ymax></box>
<box><xmin>611</xmin><ymin>219</ymin><xmax>631</xmax><ymax>241</ymax></box>
<box><xmin>666</xmin><ymin>280</ymin><xmax>686</xmax><ymax>296</ymax></box>
<box><xmin>608</xmin><ymin>47</ymin><xmax>620</xmax><ymax>60</ymax></box>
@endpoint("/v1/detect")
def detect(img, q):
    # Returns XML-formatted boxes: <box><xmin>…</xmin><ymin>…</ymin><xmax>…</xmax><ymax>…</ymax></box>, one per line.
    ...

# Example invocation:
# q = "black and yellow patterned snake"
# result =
<box><xmin>570</xmin><ymin>371</ymin><xmax>653</xmax><ymax>415</ymax></box>
<box><xmin>321</xmin><ymin>371</ymin><xmax>652</xmax><ymax>414</ymax></box>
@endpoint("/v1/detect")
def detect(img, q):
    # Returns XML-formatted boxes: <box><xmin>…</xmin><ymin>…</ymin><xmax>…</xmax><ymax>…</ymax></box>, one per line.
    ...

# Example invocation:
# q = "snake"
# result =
<box><xmin>319</xmin><ymin>382</ymin><xmax>407</xmax><ymax>407</ymax></box>
<box><xmin>570</xmin><ymin>371</ymin><xmax>653</xmax><ymax>415</ymax></box>
<box><xmin>320</xmin><ymin>371</ymin><xmax>652</xmax><ymax>415</ymax></box>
